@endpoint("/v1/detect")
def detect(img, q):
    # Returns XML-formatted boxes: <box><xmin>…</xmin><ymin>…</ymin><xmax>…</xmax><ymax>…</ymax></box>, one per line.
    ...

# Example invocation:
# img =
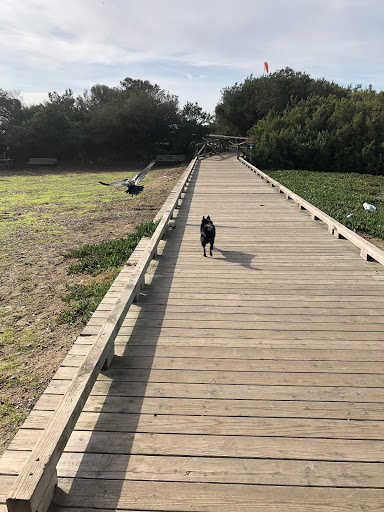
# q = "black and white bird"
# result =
<box><xmin>99</xmin><ymin>160</ymin><xmax>156</xmax><ymax>196</ymax></box>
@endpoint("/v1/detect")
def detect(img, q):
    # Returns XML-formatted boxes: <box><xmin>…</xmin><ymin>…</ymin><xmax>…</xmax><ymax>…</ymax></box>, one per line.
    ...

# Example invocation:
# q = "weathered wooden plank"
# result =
<box><xmin>66</xmin><ymin>342</ymin><xmax>384</xmax><ymax>361</ymax></box>
<box><xmin>52</xmin><ymin>478</ymin><xmax>384</xmax><ymax>511</ymax></box>
<box><xmin>0</xmin><ymin>476</ymin><xmax>16</xmax><ymax>502</ymax></box>
<box><xmin>107</xmin><ymin>311</ymin><xmax>384</xmax><ymax>325</ymax></box>
<box><xmin>77</xmin><ymin>335</ymin><xmax>384</xmax><ymax>350</ymax></box>
<box><xmin>62</xmin><ymin>354</ymin><xmax>384</xmax><ymax>375</ymax></box>
<box><xmin>108</xmin><ymin>326</ymin><xmax>384</xmax><ymax>341</ymax></box>
<box><xmin>125</xmin><ymin>303</ymin><xmax>384</xmax><ymax>315</ymax></box>
<box><xmin>44</xmin><ymin>380</ymin><xmax>384</xmax><ymax>403</ymax></box>
<box><xmin>120</xmin><ymin>318</ymin><xmax>384</xmax><ymax>331</ymax></box>
<box><xmin>4</xmin><ymin>451</ymin><xmax>384</xmax><ymax>487</ymax></box>
<box><xmin>139</xmin><ymin>285</ymin><xmax>384</xmax><ymax>297</ymax></box>
<box><xmin>135</xmin><ymin>291</ymin><xmax>384</xmax><ymax>302</ymax></box>
<box><xmin>53</xmin><ymin>366</ymin><xmax>384</xmax><ymax>387</ymax></box>
<box><xmin>34</xmin><ymin>394</ymin><xmax>384</xmax><ymax>421</ymax></box>
<box><xmin>99</xmin><ymin>297</ymin><xmax>384</xmax><ymax>310</ymax></box>
<box><xmin>8</xmin><ymin>430</ymin><xmax>384</xmax><ymax>463</ymax></box>
<box><xmin>23</xmin><ymin>410</ymin><xmax>384</xmax><ymax>440</ymax></box>
<box><xmin>53</xmin><ymin>454</ymin><xmax>384</xmax><ymax>487</ymax></box>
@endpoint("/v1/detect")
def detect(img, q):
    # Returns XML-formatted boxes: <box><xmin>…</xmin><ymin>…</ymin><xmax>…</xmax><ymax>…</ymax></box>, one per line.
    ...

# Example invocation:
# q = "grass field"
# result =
<box><xmin>0</xmin><ymin>167</ymin><xmax>169</xmax><ymax>240</ymax></box>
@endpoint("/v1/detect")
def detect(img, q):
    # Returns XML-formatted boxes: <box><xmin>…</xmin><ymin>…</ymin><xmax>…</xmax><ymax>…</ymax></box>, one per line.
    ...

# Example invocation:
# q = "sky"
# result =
<box><xmin>1</xmin><ymin>0</ymin><xmax>383</xmax><ymax>114</ymax></box>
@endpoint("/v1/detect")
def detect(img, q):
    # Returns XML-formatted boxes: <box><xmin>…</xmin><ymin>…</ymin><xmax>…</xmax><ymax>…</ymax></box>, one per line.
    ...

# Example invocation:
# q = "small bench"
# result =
<box><xmin>0</xmin><ymin>158</ymin><xmax>14</xmax><ymax>170</ymax></box>
<box><xmin>156</xmin><ymin>154</ymin><xmax>185</xmax><ymax>163</ymax></box>
<box><xmin>27</xmin><ymin>157</ymin><xmax>58</xmax><ymax>166</ymax></box>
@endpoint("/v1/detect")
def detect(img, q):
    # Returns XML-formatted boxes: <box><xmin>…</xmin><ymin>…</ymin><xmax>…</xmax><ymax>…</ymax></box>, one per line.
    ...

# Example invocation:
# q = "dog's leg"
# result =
<box><xmin>210</xmin><ymin>243</ymin><xmax>213</xmax><ymax>257</ymax></box>
<box><xmin>201</xmin><ymin>234</ymin><xmax>207</xmax><ymax>257</ymax></box>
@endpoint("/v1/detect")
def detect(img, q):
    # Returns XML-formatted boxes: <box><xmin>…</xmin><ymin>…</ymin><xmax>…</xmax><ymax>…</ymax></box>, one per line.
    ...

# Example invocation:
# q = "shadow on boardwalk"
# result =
<box><xmin>214</xmin><ymin>247</ymin><xmax>261</xmax><ymax>271</ymax></box>
<box><xmin>52</xmin><ymin>164</ymin><xmax>201</xmax><ymax>510</ymax></box>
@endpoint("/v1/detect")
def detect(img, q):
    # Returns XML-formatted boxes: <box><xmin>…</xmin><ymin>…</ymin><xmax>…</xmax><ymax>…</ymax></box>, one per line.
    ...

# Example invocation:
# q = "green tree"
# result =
<box><xmin>215</xmin><ymin>68</ymin><xmax>349</xmax><ymax>135</ymax></box>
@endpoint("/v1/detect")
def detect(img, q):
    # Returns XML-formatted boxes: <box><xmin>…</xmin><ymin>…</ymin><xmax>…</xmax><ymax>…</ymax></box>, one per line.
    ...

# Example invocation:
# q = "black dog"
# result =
<box><xmin>200</xmin><ymin>216</ymin><xmax>215</xmax><ymax>257</ymax></box>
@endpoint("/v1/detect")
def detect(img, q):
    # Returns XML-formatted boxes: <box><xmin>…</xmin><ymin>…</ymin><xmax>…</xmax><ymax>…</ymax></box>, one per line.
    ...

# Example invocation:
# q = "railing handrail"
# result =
<box><xmin>238</xmin><ymin>156</ymin><xmax>384</xmax><ymax>266</ymax></box>
<box><xmin>194</xmin><ymin>136</ymin><xmax>230</xmax><ymax>159</ymax></box>
<box><xmin>6</xmin><ymin>156</ymin><xmax>199</xmax><ymax>512</ymax></box>
<box><xmin>208</xmin><ymin>134</ymin><xmax>247</xmax><ymax>140</ymax></box>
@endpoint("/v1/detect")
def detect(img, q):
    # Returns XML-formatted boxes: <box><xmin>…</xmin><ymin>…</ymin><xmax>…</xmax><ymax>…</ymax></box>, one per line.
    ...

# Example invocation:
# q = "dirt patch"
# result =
<box><xmin>0</xmin><ymin>163</ymin><xmax>186</xmax><ymax>455</ymax></box>
<box><xmin>358</xmin><ymin>232</ymin><xmax>384</xmax><ymax>251</ymax></box>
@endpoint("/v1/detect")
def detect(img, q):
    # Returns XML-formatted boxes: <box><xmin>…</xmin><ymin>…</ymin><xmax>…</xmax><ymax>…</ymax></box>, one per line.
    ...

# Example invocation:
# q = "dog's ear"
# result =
<box><xmin>207</xmin><ymin>215</ymin><xmax>211</xmax><ymax>220</ymax></box>
<box><xmin>202</xmin><ymin>216</ymin><xmax>205</xmax><ymax>221</ymax></box>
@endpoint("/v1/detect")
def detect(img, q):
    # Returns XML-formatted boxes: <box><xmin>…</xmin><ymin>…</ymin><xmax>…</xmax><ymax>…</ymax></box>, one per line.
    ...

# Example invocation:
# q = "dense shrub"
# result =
<box><xmin>215</xmin><ymin>67</ymin><xmax>384</xmax><ymax>175</ymax></box>
<box><xmin>247</xmin><ymin>89</ymin><xmax>384</xmax><ymax>174</ymax></box>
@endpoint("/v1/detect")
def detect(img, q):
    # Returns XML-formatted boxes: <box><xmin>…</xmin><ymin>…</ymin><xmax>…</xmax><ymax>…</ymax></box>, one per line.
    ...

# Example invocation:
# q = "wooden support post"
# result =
<box><xmin>334</xmin><ymin>230</ymin><xmax>346</xmax><ymax>239</ymax></box>
<box><xmin>7</xmin><ymin>468</ymin><xmax>58</xmax><ymax>512</ymax></box>
<box><xmin>102</xmin><ymin>342</ymin><xmax>114</xmax><ymax>370</ymax></box>
<box><xmin>360</xmin><ymin>249</ymin><xmax>377</xmax><ymax>262</ymax></box>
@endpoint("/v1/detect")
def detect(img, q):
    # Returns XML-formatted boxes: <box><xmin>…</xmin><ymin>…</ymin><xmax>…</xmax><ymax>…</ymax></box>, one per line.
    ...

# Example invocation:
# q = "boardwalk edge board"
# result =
<box><xmin>3</xmin><ymin>157</ymin><xmax>199</xmax><ymax>512</ymax></box>
<box><xmin>238</xmin><ymin>156</ymin><xmax>384</xmax><ymax>266</ymax></box>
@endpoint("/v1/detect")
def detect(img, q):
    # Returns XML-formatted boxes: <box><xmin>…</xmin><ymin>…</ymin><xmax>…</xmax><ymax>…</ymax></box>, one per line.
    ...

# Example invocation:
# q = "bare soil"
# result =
<box><xmin>0</xmin><ymin>163</ymin><xmax>186</xmax><ymax>455</ymax></box>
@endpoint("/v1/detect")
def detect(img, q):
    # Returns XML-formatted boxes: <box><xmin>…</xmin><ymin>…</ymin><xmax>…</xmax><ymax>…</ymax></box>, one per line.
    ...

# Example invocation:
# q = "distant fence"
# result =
<box><xmin>195</xmin><ymin>137</ymin><xmax>230</xmax><ymax>159</ymax></box>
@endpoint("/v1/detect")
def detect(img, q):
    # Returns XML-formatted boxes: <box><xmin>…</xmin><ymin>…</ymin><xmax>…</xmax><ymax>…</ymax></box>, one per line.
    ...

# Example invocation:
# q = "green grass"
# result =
<box><xmin>0</xmin><ymin>400</ymin><xmax>27</xmax><ymax>430</ymax></box>
<box><xmin>0</xmin><ymin>168</ymin><xmax>165</xmax><ymax>241</ymax></box>
<box><xmin>64</xmin><ymin>220</ymin><xmax>159</xmax><ymax>275</ymax></box>
<box><xmin>266</xmin><ymin>170</ymin><xmax>384</xmax><ymax>239</ymax></box>
<box><xmin>58</xmin><ymin>220</ymin><xmax>159</xmax><ymax>324</ymax></box>
<box><xmin>0</xmin><ymin>324</ymin><xmax>42</xmax><ymax>351</ymax></box>
<box><xmin>57</xmin><ymin>277</ymin><xmax>118</xmax><ymax>325</ymax></box>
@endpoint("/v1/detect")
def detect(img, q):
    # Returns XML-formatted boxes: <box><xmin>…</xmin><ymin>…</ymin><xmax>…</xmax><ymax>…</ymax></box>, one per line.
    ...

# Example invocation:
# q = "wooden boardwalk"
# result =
<box><xmin>1</xmin><ymin>153</ymin><xmax>384</xmax><ymax>510</ymax></box>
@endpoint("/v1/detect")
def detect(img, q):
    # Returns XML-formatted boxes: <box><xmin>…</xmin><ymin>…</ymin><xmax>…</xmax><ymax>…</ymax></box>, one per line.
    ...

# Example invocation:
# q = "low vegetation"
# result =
<box><xmin>64</xmin><ymin>220</ymin><xmax>159</xmax><ymax>275</ymax></box>
<box><xmin>58</xmin><ymin>220</ymin><xmax>159</xmax><ymax>324</ymax></box>
<box><xmin>266</xmin><ymin>170</ymin><xmax>384</xmax><ymax>238</ymax></box>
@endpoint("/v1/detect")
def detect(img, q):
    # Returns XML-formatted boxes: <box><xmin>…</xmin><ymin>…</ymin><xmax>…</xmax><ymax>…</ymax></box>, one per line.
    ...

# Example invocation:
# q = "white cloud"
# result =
<box><xmin>1</xmin><ymin>0</ymin><xmax>384</xmax><ymax>111</ymax></box>
<box><xmin>19</xmin><ymin>91</ymin><xmax>50</xmax><ymax>105</ymax></box>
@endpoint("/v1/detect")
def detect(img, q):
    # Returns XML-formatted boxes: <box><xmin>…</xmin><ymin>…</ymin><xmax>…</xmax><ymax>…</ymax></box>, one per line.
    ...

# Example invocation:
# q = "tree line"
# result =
<box><xmin>2</xmin><ymin>69</ymin><xmax>384</xmax><ymax>174</ymax></box>
<box><xmin>215</xmin><ymin>68</ymin><xmax>384</xmax><ymax>175</ymax></box>
<box><xmin>0</xmin><ymin>78</ymin><xmax>212</xmax><ymax>162</ymax></box>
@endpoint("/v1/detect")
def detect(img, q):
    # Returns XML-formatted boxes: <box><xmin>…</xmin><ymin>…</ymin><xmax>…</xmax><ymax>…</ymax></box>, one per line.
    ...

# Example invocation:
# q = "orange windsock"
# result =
<box><xmin>264</xmin><ymin>61</ymin><xmax>269</xmax><ymax>73</ymax></box>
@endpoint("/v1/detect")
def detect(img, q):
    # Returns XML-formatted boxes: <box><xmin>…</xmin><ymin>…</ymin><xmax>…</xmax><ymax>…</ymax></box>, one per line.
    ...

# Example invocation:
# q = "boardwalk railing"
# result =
<box><xmin>195</xmin><ymin>137</ymin><xmax>229</xmax><ymax>159</ymax></box>
<box><xmin>6</xmin><ymin>156</ymin><xmax>199</xmax><ymax>512</ymax></box>
<box><xmin>238</xmin><ymin>155</ymin><xmax>384</xmax><ymax>266</ymax></box>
